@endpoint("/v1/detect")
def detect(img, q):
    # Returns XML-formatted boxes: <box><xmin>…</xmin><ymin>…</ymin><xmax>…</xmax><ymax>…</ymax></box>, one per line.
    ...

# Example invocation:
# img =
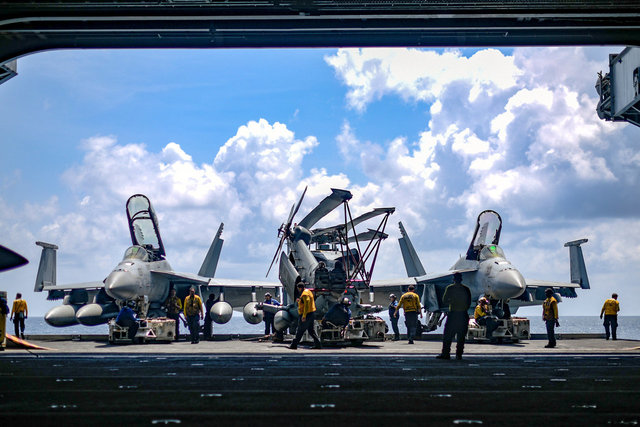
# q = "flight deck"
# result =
<box><xmin>1</xmin><ymin>336</ymin><xmax>639</xmax><ymax>426</ymax></box>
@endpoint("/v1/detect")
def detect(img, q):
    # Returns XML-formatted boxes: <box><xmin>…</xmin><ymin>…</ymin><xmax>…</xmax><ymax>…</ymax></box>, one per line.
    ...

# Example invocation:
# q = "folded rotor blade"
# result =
<box><xmin>298</xmin><ymin>188</ymin><xmax>352</xmax><ymax>230</ymax></box>
<box><xmin>347</xmin><ymin>229</ymin><xmax>389</xmax><ymax>243</ymax></box>
<box><xmin>312</xmin><ymin>207</ymin><xmax>395</xmax><ymax>237</ymax></box>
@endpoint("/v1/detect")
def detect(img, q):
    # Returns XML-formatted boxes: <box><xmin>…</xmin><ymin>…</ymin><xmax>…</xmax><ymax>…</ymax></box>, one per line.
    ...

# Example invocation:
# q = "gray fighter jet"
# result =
<box><xmin>264</xmin><ymin>187</ymin><xmax>395</xmax><ymax>340</ymax></box>
<box><xmin>35</xmin><ymin>194</ymin><xmax>279</xmax><ymax>327</ymax></box>
<box><xmin>371</xmin><ymin>210</ymin><xmax>590</xmax><ymax>331</ymax></box>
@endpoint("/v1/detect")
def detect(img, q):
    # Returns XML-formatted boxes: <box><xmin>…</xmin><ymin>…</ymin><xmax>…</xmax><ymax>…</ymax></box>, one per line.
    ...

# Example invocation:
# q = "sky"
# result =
<box><xmin>1</xmin><ymin>46</ymin><xmax>639</xmax><ymax>319</ymax></box>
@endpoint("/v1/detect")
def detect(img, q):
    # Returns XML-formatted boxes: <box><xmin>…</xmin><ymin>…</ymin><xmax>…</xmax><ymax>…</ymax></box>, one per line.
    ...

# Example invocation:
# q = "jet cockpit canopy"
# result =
<box><xmin>466</xmin><ymin>210</ymin><xmax>502</xmax><ymax>261</ymax></box>
<box><xmin>126</xmin><ymin>194</ymin><xmax>165</xmax><ymax>260</ymax></box>
<box><xmin>122</xmin><ymin>245</ymin><xmax>149</xmax><ymax>262</ymax></box>
<box><xmin>478</xmin><ymin>244</ymin><xmax>506</xmax><ymax>261</ymax></box>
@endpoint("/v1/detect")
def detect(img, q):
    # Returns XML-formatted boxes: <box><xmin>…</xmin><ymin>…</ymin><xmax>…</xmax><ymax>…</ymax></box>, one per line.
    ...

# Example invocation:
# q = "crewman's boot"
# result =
<box><xmin>436</xmin><ymin>353</ymin><xmax>451</xmax><ymax>360</ymax></box>
<box><xmin>314</xmin><ymin>340</ymin><xmax>322</xmax><ymax>349</ymax></box>
<box><xmin>393</xmin><ymin>334</ymin><xmax>400</xmax><ymax>341</ymax></box>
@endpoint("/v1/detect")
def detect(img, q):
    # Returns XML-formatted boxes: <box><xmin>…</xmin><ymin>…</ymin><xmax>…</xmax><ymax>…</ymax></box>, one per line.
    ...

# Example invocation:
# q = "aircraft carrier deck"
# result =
<box><xmin>2</xmin><ymin>335</ymin><xmax>639</xmax><ymax>426</ymax></box>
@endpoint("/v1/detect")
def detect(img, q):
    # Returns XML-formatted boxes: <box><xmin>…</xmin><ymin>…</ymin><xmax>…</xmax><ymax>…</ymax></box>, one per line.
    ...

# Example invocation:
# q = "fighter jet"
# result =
<box><xmin>35</xmin><ymin>194</ymin><xmax>280</xmax><ymax>327</ymax></box>
<box><xmin>264</xmin><ymin>187</ymin><xmax>395</xmax><ymax>341</ymax></box>
<box><xmin>371</xmin><ymin>210</ymin><xmax>590</xmax><ymax>331</ymax></box>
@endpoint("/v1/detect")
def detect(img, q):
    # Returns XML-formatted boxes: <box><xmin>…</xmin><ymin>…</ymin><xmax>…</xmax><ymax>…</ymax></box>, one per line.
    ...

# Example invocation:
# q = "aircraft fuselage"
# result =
<box><xmin>104</xmin><ymin>257</ymin><xmax>172</xmax><ymax>304</ymax></box>
<box><xmin>450</xmin><ymin>254</ymin><xmax>526</xmax><ymax>302</ymax></box>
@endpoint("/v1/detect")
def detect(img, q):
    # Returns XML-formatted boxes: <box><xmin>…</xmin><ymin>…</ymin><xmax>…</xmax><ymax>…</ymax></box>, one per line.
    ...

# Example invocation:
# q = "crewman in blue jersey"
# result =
<box><xmin>263</xmin><ymin>292</ymin><xmax>280</xmax><ymax>336</ymax></box>
<box><xmin>115</xmin><ymin>301</ymin><xmax>139</xmax><ymax>340</ymax></box>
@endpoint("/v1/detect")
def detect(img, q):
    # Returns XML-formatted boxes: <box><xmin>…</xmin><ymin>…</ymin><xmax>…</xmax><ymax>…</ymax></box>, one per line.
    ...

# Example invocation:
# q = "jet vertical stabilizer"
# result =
<box><xmin>198</xmin><ymin>223</ymin><xmax>224</xmax><ymax>278</ymax></box>
<box><xmin>398</xmin><ymin>222</ymin><xmax>426</xmax><ymax>277</ymax></box>
<box><xmin>34</xmin><ymin>241</ymin><xmax>58</xmax><ymax>292</ymax></box>
<box><xmin>564</xmin><ymin>239</ymin><xmax>590</xmax><ymax>289</ymax></box>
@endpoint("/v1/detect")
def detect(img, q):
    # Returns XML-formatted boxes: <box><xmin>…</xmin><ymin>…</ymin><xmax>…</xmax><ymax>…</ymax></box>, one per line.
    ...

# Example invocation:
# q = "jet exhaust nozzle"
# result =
<box><xmin>210</xmin><ymin>301</ymin><xmax>233</xmax><ymax>324</ymax></box>
<box><xmin>243</xmin><ymin>302</ymin><xmax>263</xmax><ymax>325</ymax></box>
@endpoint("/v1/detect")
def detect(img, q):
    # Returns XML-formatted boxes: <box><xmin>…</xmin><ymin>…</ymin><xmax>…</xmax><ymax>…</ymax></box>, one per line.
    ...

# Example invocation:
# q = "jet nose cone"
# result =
<box><xmin>494</xmin><ymin>269</ymin><xmax>526</xmax><ymax>299</ymax></box>
<box><xmin>105</xmin><ymin>270</ymin><xmax>138</xmax><ymax>300</ymax></box>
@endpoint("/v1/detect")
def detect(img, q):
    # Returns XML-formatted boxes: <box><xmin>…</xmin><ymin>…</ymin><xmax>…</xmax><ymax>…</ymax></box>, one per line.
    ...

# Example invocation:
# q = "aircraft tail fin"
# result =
<box><xmin>34</xmin><ymin>241</ymin><xmax>58</xmax><ymax>292</ymax></box>
<box><xmin>398</xmin><ymin>222</ymin><xmax>426</xmax><ymax>277</ymax></box>
<box><xmin>198</xmin><ymin>223</ymin><xmax>224</xmax><ymax>278</ymax></box>
<box><xmin>564</xmin><ymin>239</ymin><xmax>590</xmax><ymax>289</ymax></box>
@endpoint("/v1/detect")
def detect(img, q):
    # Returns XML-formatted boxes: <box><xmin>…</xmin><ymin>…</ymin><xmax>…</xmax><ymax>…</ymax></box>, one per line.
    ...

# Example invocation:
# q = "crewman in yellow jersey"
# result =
<box><xmin>289</xmin><ymin>282</ymin><xmax>322</xmax><ymax>350</ymax></box>
<box><xmin>394</xmin><ymin>285</ymin><xmax>422</xmax><ymax>344</ymax></box>
<box><xmin>542</xmin><ymin>288</ymin><xmax>559</xmax><ymax>348</ymax></box>
<box><xmin>600</xmin><ymin>293</ymin><xmax>620</xmax><ymax>340</ymax></box>
<box><xmin>474</xmin><ymin>297</ymin><xmax>498</xmax><ymax>341</ymax></box>
<box><xmin>10</xmin><ymin>292</ymin><xmax>28</xmax><ymax>339</ymax></box>
<box><xmin>184</xmin><ymin>287</ymin><xmax>203</xmax><ymax>344</ymax></box>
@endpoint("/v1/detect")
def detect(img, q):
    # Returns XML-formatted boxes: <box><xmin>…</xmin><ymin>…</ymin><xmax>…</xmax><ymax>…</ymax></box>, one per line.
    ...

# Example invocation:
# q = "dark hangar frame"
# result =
<box><xmin>1</xmin><ymin>0</ymin><xmax>640</xmax><ymax>66</ymax></box>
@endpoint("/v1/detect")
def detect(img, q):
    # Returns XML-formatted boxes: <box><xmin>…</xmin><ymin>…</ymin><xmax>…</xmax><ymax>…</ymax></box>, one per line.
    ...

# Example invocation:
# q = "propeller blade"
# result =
<box><xmin>287</xmin><ymin>186</ymin><xmax>307</xmax><ymax>227</ymax></box>
<box><xmin>298</xmin><ymin>188</ymin><xmax>352</xmax><ymax>230</ymax></box>
<box><xmin>266</xmin><ymin>235</ymin><xmax>286</xmax><ymax>277</ymax></box>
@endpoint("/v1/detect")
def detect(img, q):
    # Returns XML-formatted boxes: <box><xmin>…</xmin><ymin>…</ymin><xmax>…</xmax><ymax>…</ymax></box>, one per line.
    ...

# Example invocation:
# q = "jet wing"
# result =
<box><xmin>522</xmin><ymin>279</ymin><xmax>581</xmax><ymax>299</ymax></box>
<box><xmin>370</xmin><ymin>269</ymin><xmax>478</xmax><ymax>312</ymax></box>
<box><xmin>42</xmin><ymin>281</ymin><xmax>105</xmax><ymax>291</ymax></box>
<box><xmin>151</xmin><ymin>271</ymin><xmax>281</xmax><ymax>289</ymax></box>
<box><xmin>151</xmin><ymin>271</ymin><xmax>282</xmax><ymax>308</ymax></box>
<box><xmin>525</xmin><ymin>279</ymin><xmax>581</xmax><ymax>289</ymax></box>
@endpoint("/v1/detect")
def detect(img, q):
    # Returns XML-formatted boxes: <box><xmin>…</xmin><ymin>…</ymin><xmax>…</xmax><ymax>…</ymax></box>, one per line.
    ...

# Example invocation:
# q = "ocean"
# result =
<box><xmin>14</xmin><ymin>315</ymin><xmax>640</xmax><ymax>340</ymax></box>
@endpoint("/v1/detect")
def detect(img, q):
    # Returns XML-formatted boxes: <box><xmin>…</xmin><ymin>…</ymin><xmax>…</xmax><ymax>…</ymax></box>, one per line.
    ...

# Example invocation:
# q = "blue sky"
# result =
<box><xmin>1</xmin><ymin>46</ymin><xmax>639</xmax><ymax>319</ymax></box>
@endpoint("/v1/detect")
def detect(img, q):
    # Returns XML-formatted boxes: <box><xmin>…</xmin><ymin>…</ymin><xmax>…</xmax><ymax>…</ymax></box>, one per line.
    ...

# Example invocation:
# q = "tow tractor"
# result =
<box><xmin>108</xmin><ymin>296</ymin><xmax>175</xmax><ymax>344</ymax></box>
<box><xmin>466</xmin><ymin>317</ymin><xmax>530</xmax><ymax>343</ymax></box>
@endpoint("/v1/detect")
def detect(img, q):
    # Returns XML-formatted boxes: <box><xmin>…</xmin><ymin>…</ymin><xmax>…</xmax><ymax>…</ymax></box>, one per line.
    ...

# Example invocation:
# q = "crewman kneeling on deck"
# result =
<box><xmin>474</xmin><ymin>297</ymin><xmax>498</xmax><ymax>342</ymax></box>
<box><xmin>600</xmin><ymin>293</ymin><xmax>620</xmax><ymax>340</ymax></box>
<box><xmin>322</xmin><ymin>297</ymin><xmax>351</xmax><ymax>329</ymax></box>
<box><xmin>289</xmin><ymin>282</ymin><xmax>322</xmax><ymax>350</ymax></box>
<box><xmin>164</xmin><ymin>288</ymin><xmax>182</xmax><ymax>341</ymax></box>
<box><xmin>116</xmin><ymin>301</ymin><xmax>139</xmax><ymax>340</ymax></box>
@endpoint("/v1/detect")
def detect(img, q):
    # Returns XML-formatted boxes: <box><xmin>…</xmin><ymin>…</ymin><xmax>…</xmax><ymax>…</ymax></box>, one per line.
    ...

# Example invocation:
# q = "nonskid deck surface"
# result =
<box><xmin>1</xmin><ymin>338</ymin><xmax>639</xmax><ymax>426</ymax></box>
<box><xmin>1</xmin><ymin>351</ymin><xmax>639</xmax><ymax>426</ymax></box>
<box><xmin>3</xmin><ymin>335</ymin><xmax>639</xmax><ymax>354</ymax></box>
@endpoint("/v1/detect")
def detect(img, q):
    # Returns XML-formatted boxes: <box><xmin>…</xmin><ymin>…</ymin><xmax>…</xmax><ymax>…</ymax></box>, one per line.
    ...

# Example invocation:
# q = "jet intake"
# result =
<box><xmin>210</xmin><ymin>301</ymin><xmax>233</xmax><ymax>324</ymax></box>
<box><xmin>243</xmin><ymin>302</ymin><xmax>263</xmax><ymax>324</ymax></box>
<box><xmin>44</xmin><ymin>304</ymin><xmax>80</xmax><ymax>327</ymax></box>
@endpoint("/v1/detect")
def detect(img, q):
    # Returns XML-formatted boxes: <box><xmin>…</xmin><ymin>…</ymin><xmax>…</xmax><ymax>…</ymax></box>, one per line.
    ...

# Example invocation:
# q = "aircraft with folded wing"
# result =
<box><xmin>263</xmin><ymin>187</ymin><xmax>395</xmax><ymax>342</ymax></box>
<box><xmin>371</xmin><ymin>210</ymin><xmax>590</xmax><ymax>331</ymax></box>
<box><xmin>35</xmin><ymin>194</ymin><xmax>280</xmax><ymax>328</ymax></box>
